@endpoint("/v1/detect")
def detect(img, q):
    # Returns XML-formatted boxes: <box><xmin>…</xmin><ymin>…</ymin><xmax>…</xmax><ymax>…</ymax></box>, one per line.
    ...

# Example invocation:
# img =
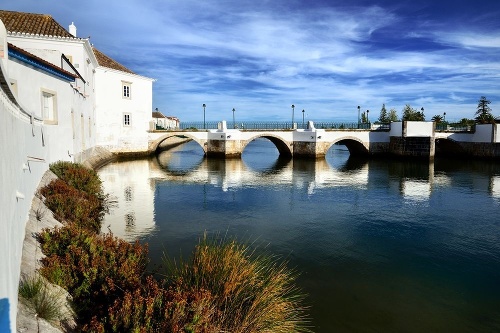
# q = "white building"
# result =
<box><xmin>0</xmin><ymin>10</ymin><xmax>98</xmax><ymax>163</ymax></box>
<box><xmin>153</xmin><ymin>108</ymin><xmax>180</xmax><ymax>129</ymax></box>
<box><xmin>0</xmin><ymin>10</ymin><xmax>156</xmax><ymax>332</ymax></box>
<box><xmin>93</xmin><ymin>47</ymin><xmax>154</xmax><ymax>154</ymax></box>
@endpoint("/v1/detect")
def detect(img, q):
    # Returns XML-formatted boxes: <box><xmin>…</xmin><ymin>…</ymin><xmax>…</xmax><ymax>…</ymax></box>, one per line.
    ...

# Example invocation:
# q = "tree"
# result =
<box><xmin>361</xmin><ymin>111</ymin><xmax>367</xmax><ymax>123</ymax></box>
<box><xmin>378</xmin><ymin>104</ymin><xmax>389</xmax><ymax>123</ymax></box>
<box><xmin>459</xmin><ymin>118</ymin><xmax>475</xmax><ymax>126</ymax></box>
<box><xmin>431</xmin><ymin>115</ymin><xmax>443</xmax><ymax>123</ymax></box>
<box><xmin>475</xmin><ymin>96</ymin><xmax>494</xmax><ymax>124</ymax></box>
<box><xmin>402</xmin><ymin>104</ymin><xmax>425</xmax><ymax>121</ymax></box>
<box><xmin>388</xmin><ymin>108</ymin><xmax>399</xmax><ymax>122</ymax></box>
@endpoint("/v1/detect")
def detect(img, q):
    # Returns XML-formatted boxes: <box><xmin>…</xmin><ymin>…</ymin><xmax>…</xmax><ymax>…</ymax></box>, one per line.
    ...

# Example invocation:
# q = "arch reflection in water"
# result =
<box><xmin>153</xmin><ymin>139</ymin><xmax>373</xmax><ymax>194</ymax></box>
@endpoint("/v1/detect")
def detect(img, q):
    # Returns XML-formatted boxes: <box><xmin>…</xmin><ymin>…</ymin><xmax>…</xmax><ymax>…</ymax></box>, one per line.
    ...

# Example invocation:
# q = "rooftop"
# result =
<box><xmin>0</xmin><ymin>10</ymin><xmax>75</xmax><ymax>38</ymax></box>
<box><xmin>92</xmin><ymin>47</ymin><xmax>135</xmax><ymax>75</ymax></box>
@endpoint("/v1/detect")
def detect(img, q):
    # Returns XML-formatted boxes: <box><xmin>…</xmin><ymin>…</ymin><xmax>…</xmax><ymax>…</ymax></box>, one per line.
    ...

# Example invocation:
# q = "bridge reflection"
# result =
<box><xmin>153</xmin><ymin>149</ymin><xmax>372</xmax><ymax>194</ymax></box>
<box><xmin>99</xmin><ymin>148</ymin><xmax>500</xmax><ymax>240</ymax></box>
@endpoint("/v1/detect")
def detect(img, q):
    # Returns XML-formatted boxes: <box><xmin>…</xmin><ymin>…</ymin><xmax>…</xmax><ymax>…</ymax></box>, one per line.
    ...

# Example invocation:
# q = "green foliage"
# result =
<box><xmin>39</xmin><ymin>223</ymin><xmax>149</xmax><ymax>327</ymax></box>
<box><xmin>388</xmin><ymin>108</ymin><xmax>399</xmax><ymax>122</ymax></box>
<box><xmin>19</xmin><ymin>274</ymin><xmax>44</xmax><ymax>300</ymax></box>
<box><xmin>378</xmin><ymin>104</ymin><xmax>389</xmax><ymax>123</ymax></box>
<box><xmin>49</xmin><ymin>161</ymin><xmax>103</xmax><ymax>197</ymax></box>
<box><xmin>475</xmin><ymin>96</ymin><xmax>494</xmax><ymax>124</ymax></box>
<box><xmin>164</xmin><ymin>235</ymin><xmax>311</xmax><ymax>333</ymax></box>
<box><xmin>40</xmin><ymin>179</ymin><xmax>103</xmax><ymax>232</ymax></box>
<box><xmin>431</xmin><ymin>114</ymin><xmax>444</xmax><ymax>123</ymax></box>
<box><xmin>402</xmin><ymin>104</ymin><xmax>425</xmax><ymax>121</ymax></box>
<box><xmin>19</xmin><ymin>274</ymin><xmax>65</xmax><ymax>323</ymax></box>
<box><xmin>88</xmin><ymin>276</ymin><xmax>217</xmax><ymax>333</ymax></box>
<box><xmin>361</xmin><ymin>111</ymin><xmax>368</xmax><ymax>123</ymax></box>
<box><xmin>459</xmin><ymin>118</ymin><xmax>475</xmax><ymax>126</ymax></box>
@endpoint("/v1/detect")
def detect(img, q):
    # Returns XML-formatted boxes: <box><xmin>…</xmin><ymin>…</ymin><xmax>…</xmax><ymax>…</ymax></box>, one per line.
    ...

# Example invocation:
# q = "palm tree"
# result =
<box><xmin>431</xmin><ymin>115</ymin><xmax>443</xmax><ymax>123</ymax></box>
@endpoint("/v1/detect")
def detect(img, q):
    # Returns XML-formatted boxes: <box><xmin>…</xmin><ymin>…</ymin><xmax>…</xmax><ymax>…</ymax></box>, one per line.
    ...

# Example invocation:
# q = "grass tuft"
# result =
<box><xmin>164</xmin><ymin>234</ymin><xmax>312</xmax><ymax>333</ymax></box>
<box><xmin>19</xmin><ymin>274</ymin><xmax>65</xmax><ymax>323</ymax></box>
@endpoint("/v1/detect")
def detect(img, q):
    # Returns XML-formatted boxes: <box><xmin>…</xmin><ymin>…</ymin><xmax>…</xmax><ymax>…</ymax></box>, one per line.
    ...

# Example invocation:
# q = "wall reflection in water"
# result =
<box><xmin>99</xmin><ymin>159</ymin><xmax>158</xmax><ymax>241</ymax></box>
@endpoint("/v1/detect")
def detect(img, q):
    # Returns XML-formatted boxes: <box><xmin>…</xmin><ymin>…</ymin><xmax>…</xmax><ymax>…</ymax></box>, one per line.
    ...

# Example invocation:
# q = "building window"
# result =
<box><xmin>122</xmin><ymin>81</ymin><xmax>131</xmax><ymax>99</ymax></box>
<box><xmin>41</xmin><ymin>89</ymin><xmax>57</xmax><ymax>124</ymax></box>
<box><xmin>123</xmin><ymin>113</ymin><xmax>131</xmax><ymax>126</ymax></box>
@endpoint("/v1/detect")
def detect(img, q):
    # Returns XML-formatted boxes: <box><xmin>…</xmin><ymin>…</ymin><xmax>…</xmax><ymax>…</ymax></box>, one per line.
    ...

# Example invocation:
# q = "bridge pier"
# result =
<box><xmin>292</xmin><ymin>122</ymin><xmax>330</xmax><ymax>158</ymax></box>
<box><xmin>389</xmin><ymin>121</ymin><xmax>435</xmax><ymax>160</ymax></box>
<box><xmin>206</xmin><ymin>121</ymin><xmax>244</xmax><ymax>158</ymax></box>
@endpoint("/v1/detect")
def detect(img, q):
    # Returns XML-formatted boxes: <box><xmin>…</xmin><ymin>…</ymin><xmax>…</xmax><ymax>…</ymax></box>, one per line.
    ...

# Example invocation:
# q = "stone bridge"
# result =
<box><xmin>148</xmin><ymin>121</ymin><xmax>500</xmax><ymax>160</ymax></box>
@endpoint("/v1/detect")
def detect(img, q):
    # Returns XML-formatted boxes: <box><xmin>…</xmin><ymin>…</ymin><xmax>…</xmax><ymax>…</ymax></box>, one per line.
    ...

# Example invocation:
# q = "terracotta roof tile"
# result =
<box><xmin>0</xmin><ymin>10</ymin><xmax>75</xmax><ymax>38</ymax></box>
<box><xmin>92</xmin><ymin>47</ymin><xmax>135</xmax><ymax>74</ymax></box>
<box><xmin>152</xmin><ymin>111</ymin><xmax>166</xmax><ymax>118</ymax></box>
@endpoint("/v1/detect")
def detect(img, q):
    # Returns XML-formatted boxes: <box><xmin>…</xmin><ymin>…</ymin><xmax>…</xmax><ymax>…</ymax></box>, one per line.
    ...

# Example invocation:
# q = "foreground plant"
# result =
<box><xmin>18</xmin><ymin>274</ymin><xmax>66</xmax><ymax>324</ymax></box>
<box><xmin>38</xmin><ymin>224</ymin><xmax>148</xmax><ymax>326</ymax></box>
<box><xmin>164</xmin><ymin>235</ymin><xmax>312</xmax><ymax>333</ymax></box>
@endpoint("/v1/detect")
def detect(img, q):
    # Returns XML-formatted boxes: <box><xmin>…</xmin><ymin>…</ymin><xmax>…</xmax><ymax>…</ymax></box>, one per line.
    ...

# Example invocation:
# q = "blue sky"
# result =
<box><xmin>2</xmin><ymin>0</ymin><xmax>500</xmax><ymax>122</ymax></box>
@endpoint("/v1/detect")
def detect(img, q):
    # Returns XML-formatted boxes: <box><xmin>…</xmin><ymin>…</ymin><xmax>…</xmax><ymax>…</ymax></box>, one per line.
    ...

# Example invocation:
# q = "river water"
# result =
<box><xmin>98</xmin><ymin>138</ymin><xmax>500</xmax><ymax>332</ymax></box>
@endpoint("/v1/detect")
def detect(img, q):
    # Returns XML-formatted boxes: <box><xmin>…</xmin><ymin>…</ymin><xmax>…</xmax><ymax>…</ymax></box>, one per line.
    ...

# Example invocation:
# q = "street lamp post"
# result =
<box><xmin>366</xmin><ymin>110</ymin><xmax>369</xmax><ymax>124</ymax></box>
<box><xmin>357</xmin><ymin>105</ymin><xmax>360</xmax><ymax>127</ymax></box>
<box><xmin>202</xmin><ymin>103</ymin><xmax>206</xmax><ymax>129</ymax></box>
<box><xmin>443</xmin><ymin>112</ymin><xmax>446</xmax><ymax>122</ymax></box>
<box><xmin>232</xmin><ymin>108</ymin><xmax>236</xmax><ymax>129</ymax></box>
<box><xmin>291</xmin><ymin>104</ymin><xmax>295</xmax><ymax>129</ymax></box>
<box><xmin>302</xmin><ymin>109</ymin><xmax>305</xmax><ymax>128</ymax></box>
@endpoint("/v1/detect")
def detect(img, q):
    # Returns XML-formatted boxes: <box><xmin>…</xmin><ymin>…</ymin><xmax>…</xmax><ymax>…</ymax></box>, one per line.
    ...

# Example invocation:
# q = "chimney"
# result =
<box><xmin>69</xmin><ymin>22</ymin><xmax>77</xmax><ymax>37</ymax></box>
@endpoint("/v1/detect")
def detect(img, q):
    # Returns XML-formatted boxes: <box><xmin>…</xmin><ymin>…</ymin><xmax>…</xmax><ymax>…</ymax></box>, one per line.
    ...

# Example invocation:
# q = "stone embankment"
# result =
<box><xmin>16</xmin><ymin>172</ymin><xmax>74</xmax><ymax>333</ymax></box>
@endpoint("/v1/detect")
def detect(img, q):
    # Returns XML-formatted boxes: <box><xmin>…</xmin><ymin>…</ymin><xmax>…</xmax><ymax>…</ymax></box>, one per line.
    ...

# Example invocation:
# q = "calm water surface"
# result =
<box><xmin>99</xmin><ymin>139</ymin><xmax>500</xmax><ymax>332</ymax></box>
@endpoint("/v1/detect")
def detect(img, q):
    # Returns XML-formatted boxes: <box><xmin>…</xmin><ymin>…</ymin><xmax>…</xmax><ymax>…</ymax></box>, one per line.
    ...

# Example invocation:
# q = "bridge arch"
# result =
<box><xmin>328</xmin><ymin>136</ymin><xmax>369</xmax><ymax>156</ymax></box>
<box><xmin>242</xmin><ymin>134</ymin><xmax>293</xmax><ymax>158</ymax></box>
<box><xmin>435</xmin><ymin>138</ymin><xmax>465</xmax><ymax>157</ymax></box>
<box><xmin>149</xmin><ymin>133</ymin><xmax>207</xmax><ymax>154</ymax></box>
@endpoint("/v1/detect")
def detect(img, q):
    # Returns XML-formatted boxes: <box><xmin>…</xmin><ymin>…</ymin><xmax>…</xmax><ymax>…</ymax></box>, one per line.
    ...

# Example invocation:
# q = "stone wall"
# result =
<box><xmin>390</xmin><ymin>136</ymin><xmax>435</xmax><ymax>159</ymax></box>
<box><xmin>368</xmin><ymin>142</ymin><xmax>390</xmax><ymax>155</ymax></box>
<box><xmin>455</xmin><ymin>142</ymin><xmax>500</xmax><ymax>159</ymax></box>
<box><xmin>207</xmin><ymin>139</ymin><xmax>244</xmax><ymax>158</ymax></box>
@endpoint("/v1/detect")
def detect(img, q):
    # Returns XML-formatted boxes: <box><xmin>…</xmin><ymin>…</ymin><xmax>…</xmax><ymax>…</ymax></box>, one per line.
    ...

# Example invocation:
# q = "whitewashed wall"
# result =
<box><xmin>94</xmin><ymin>67</ymin><xmax>153</xmax><ymax>153</ymax></box>
<box><xmin>7</xmin><ymin>36</ymin><xmax>96</xmax><ymax>96</ymax></box>
<box><xmin>0</xmin><ymin>21</ymin><xmax>49</xmax><ymax>333</ymax></box>
<box><xmin>7</xmin><ymin>60</ymin><xmax>95</xmax><ymax>163</ymax></box>
<box><xmin>6</xmin><ymin>34</ymin><xmax>98</xmax><ymax>163</ymax></box>
<box><xmin>404</xmin><ymin>121</ymin><xmax>435</xmax><ymax>137</ymax></box>
<box><xmin>0</xmin><ymin>21</ymin><xmax>101</xmax><ymax>332</ymax></box>
<box><xmin>389</xmin><ymin>121</ymin><xmax>403</xmax><ymax>137</ymax></box>
<box><xmin>472</xmin><ymin>124</ymin><xmax>493</xmax><ymax>143</ymax></box>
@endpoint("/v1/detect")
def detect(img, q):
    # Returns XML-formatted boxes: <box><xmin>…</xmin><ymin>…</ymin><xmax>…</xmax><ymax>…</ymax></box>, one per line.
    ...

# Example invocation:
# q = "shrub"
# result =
<box><xmin>49</xmin><ymin>161</ymin><xmax>103</xmax><ymax>197</ymax></box>
<box><xmin>164</xmin><ymin>235</ymin><xmax>312</xmax><ymax>333</ymax></box>
<box><xmin>86</xmin><ymin>276</ymin><xmax>218</xmax><ymax>333</ymax></box>
<box><xmin>38</xmin><ymin>224</ymin><xmax>149</xmax><ymax>325</ymax></box>
<box><xmin>40</xmin><ymin>179</ymin><xmax>103</xmax><ymax>232</ymax></box>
